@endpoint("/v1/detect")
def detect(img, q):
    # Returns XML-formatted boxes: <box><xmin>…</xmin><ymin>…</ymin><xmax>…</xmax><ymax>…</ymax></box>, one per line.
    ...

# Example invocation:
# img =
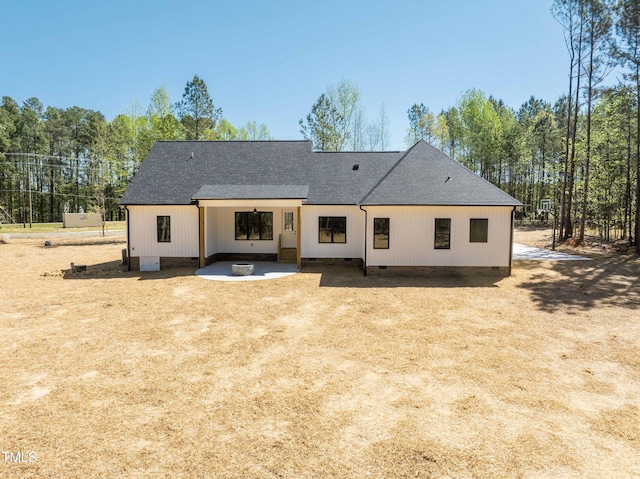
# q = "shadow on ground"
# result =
<box><xmin>40</xmin><ymin>238</ymin><xmax>126</xmax><ymax>248</ymax></box>
<box><xmin>60</xmin><ymin>261</ymin><xmax>196</xmax><ymax>280</ymax></box>
<box><xmin>59</xmin><ymin>261</ymin><xmax>508</xmax><ymax>287</ymax></box>
<box><xmin>302</xmin><ymin>266</ymin><xmax>506</xmax><ymax>288</ymax></box>
<box><xmin>517</xmin><ymin>254</ymin><xmax>640</xmax><ymax>312</ymax></box>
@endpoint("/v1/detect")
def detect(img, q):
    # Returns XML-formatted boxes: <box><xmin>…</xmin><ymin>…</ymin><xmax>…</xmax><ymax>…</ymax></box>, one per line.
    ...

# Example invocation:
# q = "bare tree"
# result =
<box><xmin>365</xmin><ymin>104</ymin><xmax>390</xmax><ymax>151</ymax></box>
<box><xmin>328</xmin><ymin>80</ymin><xmax>361</xmax><ymax>151</ymax></box>
<box><xmin>553</xmin><ymin>0</ymin><xmax>587</xmax><ymax>239</ymax></box>
<box><xmin>579</xmin><ymin>0</ymin><xmax>612</xmax><ymax>242</ymax></box>
<box><xmin>350</xmin><ymin>107</ymin><xmax>368</xmax><ymax>151</ymax></box>
<box><xmin>614</xmin><ymin>0</ymin><xmax>640</xmax><ymax>250</ymax></box>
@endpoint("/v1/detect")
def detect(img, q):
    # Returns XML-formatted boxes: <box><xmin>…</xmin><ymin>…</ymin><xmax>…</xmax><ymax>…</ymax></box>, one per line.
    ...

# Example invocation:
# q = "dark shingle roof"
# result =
<box><xmin>306</xmin><ymin>152</ymin><xmax>402</xmax><ymax>203</ymax></box>
<box><xmin>119</xmin><ymin>140</ymin><xmax>521</xmax><ymax>207</ymax></box>
<box><xmin>193</xmin><ymin>184</ymin><xmax>309</xmax><ymax>200</ymax></box>
<box><xmin>119</xmin><ymin>141</ymin><xmax>314</xmax><ymax>205</ymax></box>
<box><xmin>361</xmin><ymin>141</ymin><xmax>521</xmax><ymax>206</ymax></box>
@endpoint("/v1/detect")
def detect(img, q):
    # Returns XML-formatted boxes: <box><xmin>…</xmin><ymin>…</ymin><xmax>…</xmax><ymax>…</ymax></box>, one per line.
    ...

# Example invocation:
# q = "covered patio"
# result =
<box><xmin>194</xmin><ymin>185</ymin><xmax>308</xmax><ymax>269</ymax></box>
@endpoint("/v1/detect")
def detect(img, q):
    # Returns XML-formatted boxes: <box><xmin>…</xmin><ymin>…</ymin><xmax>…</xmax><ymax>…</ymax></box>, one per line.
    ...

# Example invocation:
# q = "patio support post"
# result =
<box><xmin>296</xmin><ymin>206</ymin><xmax>301</xmax><ymax>268</ymax></box>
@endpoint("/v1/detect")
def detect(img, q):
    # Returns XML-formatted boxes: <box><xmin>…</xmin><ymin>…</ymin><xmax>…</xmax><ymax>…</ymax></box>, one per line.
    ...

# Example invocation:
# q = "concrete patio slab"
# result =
<box><xmin>513</xmin><ymin>243</ymin><xmax>591</xmax><ymax>261</ymax></box>
<box><xmin>196</xmin><ymin>261</ymin><xmax>299</xmax><ymax>281</ymax></box>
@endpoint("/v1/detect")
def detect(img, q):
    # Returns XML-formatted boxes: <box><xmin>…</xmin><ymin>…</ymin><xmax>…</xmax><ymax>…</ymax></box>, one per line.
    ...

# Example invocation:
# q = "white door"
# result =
<box><xmin>282</xmin><ymin>210</ymin><xmax>297</xmax><ymax>248</ymax></box>
<box><xmin>140</xmin><ymin>256</ymin><xmax>160</xmax><ymax>271</ymax></box>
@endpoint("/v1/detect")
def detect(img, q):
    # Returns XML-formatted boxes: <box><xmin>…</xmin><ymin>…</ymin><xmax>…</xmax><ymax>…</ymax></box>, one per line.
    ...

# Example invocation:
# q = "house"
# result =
<box><xmin>118</xmin><ymin>140</ymin><xmax>521</xmax><ymax>274</ymax></box>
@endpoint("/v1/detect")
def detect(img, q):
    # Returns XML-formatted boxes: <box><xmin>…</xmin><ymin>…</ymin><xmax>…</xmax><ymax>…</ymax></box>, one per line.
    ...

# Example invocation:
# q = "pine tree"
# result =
<box><xmin>299</xmin><ymin>94</ymin><xmax>345</xmax><ymax>151</ymax></box>
<box><xmin>176</xmin><ymin>75</ymin><xmax>222</xmax><ymax>140</ymax></box>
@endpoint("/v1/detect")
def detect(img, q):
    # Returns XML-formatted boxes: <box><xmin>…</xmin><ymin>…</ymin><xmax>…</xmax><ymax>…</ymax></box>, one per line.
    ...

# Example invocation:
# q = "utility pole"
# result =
<box><xmin>26</xmin><ymin>157</ymin><xmax>33</xmax><ymax>228</ymax></box>
<box><xmin>552</xmin><ymin>206</ymin><xmax>557</xmax><ymax>250</ymax></box>
<box><xmin>20</xmin><ymin>187</ymin><xmax>25</xmax><ymax>228</ymax></box>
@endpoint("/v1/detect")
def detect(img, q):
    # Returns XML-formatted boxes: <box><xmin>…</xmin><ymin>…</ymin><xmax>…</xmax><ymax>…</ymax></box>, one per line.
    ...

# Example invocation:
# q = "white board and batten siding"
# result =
<box><xmin>300</xmin><ymin>205</ymin><xmax>364</xmax><ymax>259</ymax></box>
<box><xmin>128</xmin><ymin>204</ymin><xmax>512</xmax><ymax>269</ymax></box>
<box><xmin>364</xmin><ymin>206</ymin><xmax>513</xmax><ymax>267</ymax></box>
<box><xmin>128</xmin><ymin>205</ymin><xmax>199</xmax><ymax>259</ymax></box>
<box><xmin>205</xmin><ymin>207</ymin><xmax>218</xmax><ymax>258</ymax></box>
<box><xmin>207</xmin><ymin>207</ymin><xmax>282</xmax><ymax>256</ymax></box>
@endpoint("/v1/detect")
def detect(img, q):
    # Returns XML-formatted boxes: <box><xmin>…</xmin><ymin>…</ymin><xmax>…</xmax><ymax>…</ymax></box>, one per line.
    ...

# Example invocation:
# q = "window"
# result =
<box><xmin>470</xmin><ymin>218</ymin><xmax>488</xmax><ymax>242</ymax></box>
<box><xmin>318</xmin><ymin>216</ymin><xmax>346</xmax><ymax>243</ymax></box>
<box><xmin>373</xmin><ymin>217</ymin><xmax>389</xmax><ymax>249</ymax></box>
<box><xmin>284</xmin><ymin>212</ymin><xmax>294</xmax><ymax>231</ymax></box>
<box><xmin>157</xmin><ymin>216</ymin><xmax>171</xmax><ymax>242</ymax></box>
<box><xmin>235</xmin><ymin>212</ymin><xmax>273</xmax><ymax>240</ymax></box>
<box><xmin>434</xmin><ymin>218</ymin><xmax>451</xmax><ymax>249</ymax></box>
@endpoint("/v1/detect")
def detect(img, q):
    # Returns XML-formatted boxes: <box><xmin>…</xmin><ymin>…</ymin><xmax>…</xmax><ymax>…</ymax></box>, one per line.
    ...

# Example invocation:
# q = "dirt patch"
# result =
<box><xmin>1</xmin><ymin>233</ymin><xmax>639</xmax><ymax>478</ymax></box>
<box><xmin>515</xmin><ymin>225</ymin><xmax>637</xmax><ymax>256</ymax></box>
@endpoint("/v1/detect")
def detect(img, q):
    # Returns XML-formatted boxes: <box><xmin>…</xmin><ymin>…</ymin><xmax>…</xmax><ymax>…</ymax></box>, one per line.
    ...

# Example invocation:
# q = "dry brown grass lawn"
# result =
<box><xmin>1</xmin><ymin>229</ymin><xmax>639</xmax><ymax>478</ymax></box>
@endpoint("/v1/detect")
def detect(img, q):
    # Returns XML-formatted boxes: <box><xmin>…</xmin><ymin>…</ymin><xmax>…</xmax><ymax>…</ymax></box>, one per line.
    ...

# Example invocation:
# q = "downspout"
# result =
<box><xmin>359</xmin><ymin>205</ymin><xmax>367</xmax><ymax>276</ymax></box>
<box><xmin>197</xmin><ymin>201</ymin><xmax>204</xmax><ymax>268</ymax></box>
<box><xmin>509</xmin><ymin>206</ymin><xmax>516</xmax><ymax>276</ymax></box>
<box><xmin>124</xmin><ymin>205</ymin><xmax>131</xmax><ymax>272</ymax></box>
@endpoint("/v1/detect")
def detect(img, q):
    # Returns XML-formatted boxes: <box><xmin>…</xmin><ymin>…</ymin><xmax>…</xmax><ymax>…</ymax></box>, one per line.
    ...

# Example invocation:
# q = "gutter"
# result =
<box><xmin>197</xmin><ymin>202</ymin><xmax>203</xmax><ymax>268</ymax></box>
<box><xmin>509</xmin><ymin>206</ymin><xmax>516</xmax><ymax>275</ymax></box>
<box><xmin>359</xmin><ymin>205</ymin><xmax>367</xmax><ymax>276</ymax></box>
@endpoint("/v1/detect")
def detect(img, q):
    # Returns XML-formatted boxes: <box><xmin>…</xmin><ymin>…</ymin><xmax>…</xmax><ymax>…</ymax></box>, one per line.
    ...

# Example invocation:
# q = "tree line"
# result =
<box><xmin>299</xmin><ymin>0</ymin><xmax>638</xmax><ymax>249</ymax></box>
<box><xmin>2</xmin><ymin>0</ymin><xmax>639</xmax><ymax>251</ymax></box>
<box><xmin>0</xmin><ymin>75</ymin><xmax>272</xmax><ymax>224</ymax></box>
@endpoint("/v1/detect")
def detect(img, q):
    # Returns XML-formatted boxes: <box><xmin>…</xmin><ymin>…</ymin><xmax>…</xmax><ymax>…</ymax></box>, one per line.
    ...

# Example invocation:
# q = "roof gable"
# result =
<box><xmin>360</xmin><ymin>141</ymin><xmax>521</xmax><ymax>206</ymax></box>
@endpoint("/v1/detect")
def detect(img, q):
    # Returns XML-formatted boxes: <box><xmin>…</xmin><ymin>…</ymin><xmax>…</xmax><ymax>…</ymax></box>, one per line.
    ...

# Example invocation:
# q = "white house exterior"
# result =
<box><xmin>361</xmin><ymin>206</ymin><xmax>513</xmax><ymax>268</ymax></box>
<box><xmin>119</xmin><ymin>140</ymin><xmax>521</xmax><ymax>274</ymax></box>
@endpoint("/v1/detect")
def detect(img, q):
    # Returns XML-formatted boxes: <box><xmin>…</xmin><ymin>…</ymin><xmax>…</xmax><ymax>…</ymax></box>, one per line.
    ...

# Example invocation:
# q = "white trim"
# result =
<box><xmin>197</xmin><ymin>199</ymin><xmax>303</xmax><ymax>208</ymax></box>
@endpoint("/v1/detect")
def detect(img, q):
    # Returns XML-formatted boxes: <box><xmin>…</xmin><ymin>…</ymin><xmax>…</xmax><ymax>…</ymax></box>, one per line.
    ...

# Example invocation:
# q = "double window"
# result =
<box><xmin>157</xmin><ymin>216</ymin><xmax>171</xmax><ymax>242</ymax></box>
<box><xmin>318</xmin><ymin>216</ymin><xmax>346</xmax><ymax>243</ymax></box>
<box><xmin>373</xmin><ymin>218</ymin><xmax>389</xmax><ymax>249</ymax></box>
<box><xmin>235</xmin><ymin>212</ymin><xmax>273</xmax><ymax>240</ymax></box>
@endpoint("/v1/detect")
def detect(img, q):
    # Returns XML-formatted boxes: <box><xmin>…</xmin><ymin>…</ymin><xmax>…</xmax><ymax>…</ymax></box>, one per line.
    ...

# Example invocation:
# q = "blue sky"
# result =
<box><xmin>1</xmin><ymin>0</ymin><xmax>570</xmax><ymax>150</ymax></box>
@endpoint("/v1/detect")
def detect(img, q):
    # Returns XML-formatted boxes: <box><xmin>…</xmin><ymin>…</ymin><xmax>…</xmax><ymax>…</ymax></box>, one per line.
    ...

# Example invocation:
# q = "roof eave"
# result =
<box><xmin>360</xmin><ymin>202</ymin><xmax>523</xmax><ymax>207</ymax></box>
